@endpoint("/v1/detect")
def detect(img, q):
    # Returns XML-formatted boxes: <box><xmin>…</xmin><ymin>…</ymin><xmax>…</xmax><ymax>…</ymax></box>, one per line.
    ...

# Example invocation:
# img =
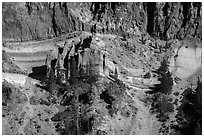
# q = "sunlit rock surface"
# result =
<box><xmin>169</xmin><ymin>40</ymin><xmax>202</xmax><ymax>79</ymax></box>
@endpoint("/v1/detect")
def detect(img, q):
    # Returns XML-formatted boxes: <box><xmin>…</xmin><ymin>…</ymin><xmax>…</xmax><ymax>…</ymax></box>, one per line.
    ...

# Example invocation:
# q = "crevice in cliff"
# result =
<box><xmin>181</xmin><ymin>2</ymin><xmax>191</xmax><ymax>28</ymax></box>
<box><xmin>52</xmin><ymin>3</ymin><xmax>59</xmax><ymax>37</ymax></box>
<box><xmin>162</xmin><ymin>3</ymin><xmax>170</xmax><ymax>16</ymax></box>
<box><xmin>91</xmin><ymin>2</ymin><xmax>107</xmax><ymax>21</ymax></box>
<box><xmin>62</xmin><ymin>2</ymin><xmax>68</xmax><ymax>16</ymax></box>
<box><xmin>25</xmin><ymin>2</ymin><xmax>32</xmax><ymax>15</ymax></box>
<box><xmin>146</xmin><ymin>2</ymin><xmax>156</xmax><ymax>35</ymax></box>
<box><xmin>64</xmin><ymin>52</ymin><xmax>69</xmax><ymax>72</ymax></box>
<box><xmin>110</xmin><ymin>2</ymin><xmax>117</xmax><ymax>14</ymax></box>
<box><xmin>193</xmin><ymin>2</ymin><xmax>202</xmax><ymax>17</ymax></box>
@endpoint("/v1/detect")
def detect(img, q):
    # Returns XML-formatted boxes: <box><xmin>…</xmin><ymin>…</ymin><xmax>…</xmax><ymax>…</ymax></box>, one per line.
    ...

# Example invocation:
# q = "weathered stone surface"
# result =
<box><xmin>2</xmin><ymin>2</ymin><xmax>91</xmax><ymax>42</ymax></box>
<box><xmin>2</xmin><ymin>78</ymin><xmax>59</xmax><ymax>135</ymax></box>
<box><xmin>169</xmin><ymin>40</ymin><xmax>202</xmax><ymax>79</ymax></box>
<box><xmin>3</xmin><ymin>2</ymin><xmax>201</xmax><ymax>42</ymax></box>
<box><xmin>2</xmin><ymin>2</ymin><xmax>202</xmax><ymax>135</ymax></box>
<box><xmin>153</xmin><ymin>2</ymin><xmax>202</xmax><ymax>40</ymax></box>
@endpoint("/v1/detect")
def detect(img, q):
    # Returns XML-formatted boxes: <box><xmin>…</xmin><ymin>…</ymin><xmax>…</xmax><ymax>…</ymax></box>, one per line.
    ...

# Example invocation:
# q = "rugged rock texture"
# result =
<box><xmin>152</xmin><ymin>2</ymin><xmax>202</xmax><ymax>40</ymax></box>
<box><xmin>2</xmin><ymin>2</ymin><xmax>202</xmax><ymax>42</ymax></box>
<box><xmin>2</xmin><ymin>2</ymin><xmax>90</xmax><ymax>42</ymax></box>
<box><xmin>2</xmin><ymin>51</ymin><xmax>27</xmax><ymax>74</ymax></box>
<box><xmin>2</xmin><ymin>79</ymin><xmax>58</xmax><ymax>135</ymax></box>
<box><xmin>2</xmin><ymin>2</ymin><xmax>202</xmax><ymax>135</ymax></box>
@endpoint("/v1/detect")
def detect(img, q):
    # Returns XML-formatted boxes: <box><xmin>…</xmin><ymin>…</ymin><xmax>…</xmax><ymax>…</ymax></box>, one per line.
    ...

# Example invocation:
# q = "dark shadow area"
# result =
<box><xmin>51</xmin><ymin>59</ymin><xmax>57</xmax><ymax>69</ymax></box>
<box><xmin>79</xmin><ymin>93</ymin><xmax>89</xmax><ymax>104</ymax></box>
<box><xmin>80</xmin><ymin>116</ymin><xmax>94</xmax><ymax>134</ymax></box>
<box><xmin>146</xmin><ymin>2</ymin><xmax>156</xmax><ymax>35</ymax></box>
<box><xmin>64</xmin><ymin>52</ymin><xmax>69</xmax><ymax>78</ymax></box>
<box><xmin>64</xmin><ymin>52</ymin><xmax>69</xmax><ymax>69</ymax></box>
<box><xmin>162</xmin><ymin>3</ymin><xmax>170</xmax><ymax>16</ymax></box>
<box><xmin>110</xmin><ymin>2</ymin><xmax>117</xmax><ymax>14</ymax></box>
<box><xmin>100</xmin><ymin>91</ymin><xmax>114</xmax><ymax>109</ymax></box>
<box><xmin>171</xmin><ymin>80</ymin><xmax>202</xmax><ymax>135</ymax></box>
<box><xmin>181</xmin><ymin>2</ymin><xmax>191</xmax><ymax>28</ymax></box>
<box><xmin>90</xmin><ymin>3</ymin><xmax>107</xmax><ymax>21</ymax></box>
<box><xmin>103</xmin><ymin>54</ymin><xmax>105</xmax><ymax>71</ymax></box>
<box><xmin>58</xmin><ymin>47</ymin><xmax>64</xmax><ymax>54</ymax></box>
<box><xmin>81</xmin><ymin>36</ymin><xmax>92</xmax><ymax>49</ymax></box>
<box><xmin>74</xmin><ymin>36</ymin><xmax>92</xmax><ymax>51</ymax></box>
<box><xmin>193</xmin><ymin>2</ymin><xmax>202</xmax><ymax>17</ymax></box>
<box><xmin>28</xmin><ymin>65</ymin><xmax>47</xmax><ymax>81</ymax></box>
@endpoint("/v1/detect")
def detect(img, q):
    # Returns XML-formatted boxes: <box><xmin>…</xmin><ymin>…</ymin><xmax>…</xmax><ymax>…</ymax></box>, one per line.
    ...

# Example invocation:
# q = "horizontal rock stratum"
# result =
<box><xmin>169</xmin><ymin>40</ymin><xmax>202</xmax><ymax>79</ymax></box>
<box><xmin>3</xmin><ymin>31</ymin><xmax>92</xmax><ymax>73</ymax></box>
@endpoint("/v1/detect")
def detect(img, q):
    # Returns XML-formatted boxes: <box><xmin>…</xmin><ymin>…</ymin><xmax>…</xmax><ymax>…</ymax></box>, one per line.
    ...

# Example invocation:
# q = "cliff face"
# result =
<box><xmin>2</xmin><ymin>2</ymin><xmax>91</xmax><ymax>41</ymax></box>
<box><xmin>152</xmin><ymin>2</ymin><xmax>202</xmax><ymax>40</ymax></box>
<box><xmin>2</xmin><ymin>2</ymin><xmax>202</xmax><ymax>42</ymax></box>
<box><xmin>2</xmin><ymin>2</ymin><xmax>202</xmax><ymax>135</ymax></box>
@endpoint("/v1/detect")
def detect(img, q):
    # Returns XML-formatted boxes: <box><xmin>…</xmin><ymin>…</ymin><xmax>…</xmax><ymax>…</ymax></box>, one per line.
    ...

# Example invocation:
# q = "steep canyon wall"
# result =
<box><xmin>3</xmin><ymin>2</ymin><xmax>202</xmax><ymax>42</ymax></box>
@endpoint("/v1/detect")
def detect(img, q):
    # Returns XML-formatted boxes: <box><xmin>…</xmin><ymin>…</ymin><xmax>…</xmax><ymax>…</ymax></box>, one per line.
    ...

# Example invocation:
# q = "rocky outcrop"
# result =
<box><xmin>169</xmin><ymin>40</ymin><xmax>202</xmax><ymax>79</ymax></box>
<box><xmin>174</xmin><ymin>46</ymin><xmax>201</xmax><ymax>78</ymax></box>
<box><xmin>2</xmin><ymin>51</ymin><xmax>27</xmax><ymax>74</ymax></box>
<box><xmin>52</xmin><ymin>35</ymin><xmax>118</xmax><ymax>83</ymax></box>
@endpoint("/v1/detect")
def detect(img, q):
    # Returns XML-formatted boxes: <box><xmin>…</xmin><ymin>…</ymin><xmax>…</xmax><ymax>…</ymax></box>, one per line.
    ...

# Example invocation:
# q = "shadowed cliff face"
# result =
<box><xmin>2</xmin><ymin>2</ymin><xmax>202</xmax><ymax>42</ymax></box>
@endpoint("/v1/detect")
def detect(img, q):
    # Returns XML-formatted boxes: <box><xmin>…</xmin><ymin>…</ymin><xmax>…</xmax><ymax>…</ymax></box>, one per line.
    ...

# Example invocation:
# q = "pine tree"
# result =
<box><xmin>149</xmin><ymin>58</ymin><xmax>173</xmax><ymax>94</ymax></box>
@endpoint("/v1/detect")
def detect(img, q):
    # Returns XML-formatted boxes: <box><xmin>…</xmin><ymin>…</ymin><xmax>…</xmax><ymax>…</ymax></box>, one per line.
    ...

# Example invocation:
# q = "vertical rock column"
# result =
<box><xmin>98</xmin><ymin>51</ymin><xmax>107</xmax><ymax>76</ymax></box>
<box><xmin>77</xmin><ymin>47</ymin><xmax>83</xmax><ymax>75</ymax></box>
<box><xmin>68</xmin><ymin>42</ymin><xmax>76</xmax><ymax>80</ymax></box>
<box><xmin>89</xmin><ymin>48</ymin><xmax>100</xmax><ymax>76</ymax></box>
<box><xmin>103</xmin><ymin>54</ymin><xmax>109</xmax><ymax>76</ymax></box>
<box><xmin>62</xmin><ymin>41</ymin><xmax>69</xmax><ymax>80</ymax></box>
<box><xmin>45</xmin><ymin>50</ymin><xmax>54</xmax><ymax>80</ymax></box>
<box><xmin>86</xmin><ymin>48</ymin><xmax>92</xmax><ymax>76</ymax></box>
<box><xmin>82</xmin><ymin>48</ymin><xmax>91</xmax><ymax>77</ymax></box>
<box><xmin>98</xmin><ymin>51</ymin><xmax>104</xmax><ymax>76</ymax></box>
<box><xmin>55</xmin><ymin>47</ymin><xmax>66</xmax><ymax>84</ymax></box>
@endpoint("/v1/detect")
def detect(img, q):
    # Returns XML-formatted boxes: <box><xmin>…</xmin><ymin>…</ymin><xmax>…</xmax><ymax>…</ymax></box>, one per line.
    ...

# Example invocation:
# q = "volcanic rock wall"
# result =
<box><xmin>2</xmin><ymin>2</ymin><xmax>91</xmax><ymax>42</ymax></box>
<box><xmin>2</xmin><ymin>2</ymin><xmax>202</xmax><ymax>42</ymax></box>
<box><xmin>152</xmin><ymin>2</ymin><xmax>202</xmax><ymax>40</ymax></box>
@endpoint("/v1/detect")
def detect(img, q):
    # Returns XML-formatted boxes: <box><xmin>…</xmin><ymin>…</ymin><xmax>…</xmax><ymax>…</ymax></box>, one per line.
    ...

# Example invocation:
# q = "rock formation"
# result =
<box><xmin>2</xmin><ymin>2</ymin><xmax>202</xmax><ymax>135</ymax></box>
